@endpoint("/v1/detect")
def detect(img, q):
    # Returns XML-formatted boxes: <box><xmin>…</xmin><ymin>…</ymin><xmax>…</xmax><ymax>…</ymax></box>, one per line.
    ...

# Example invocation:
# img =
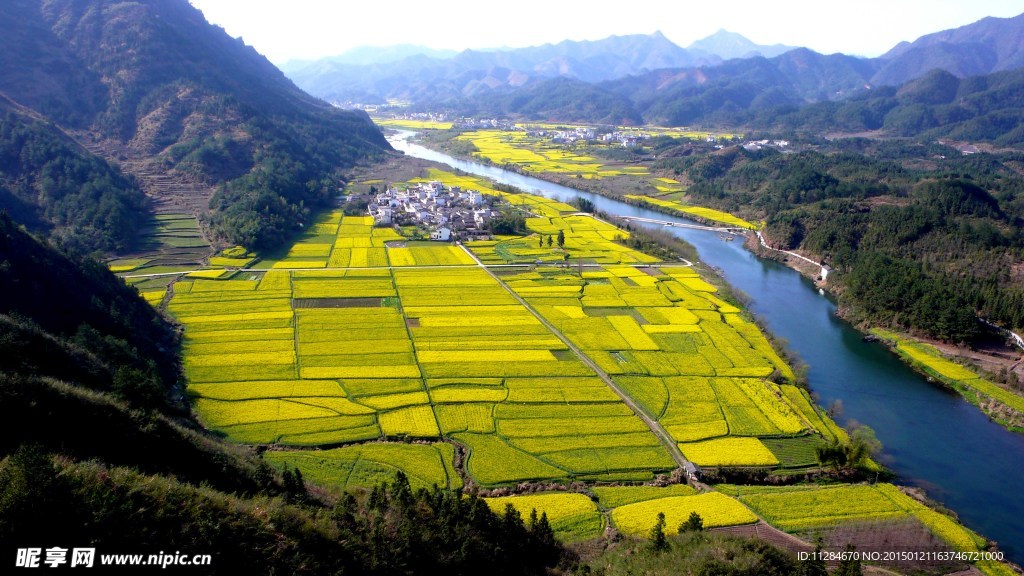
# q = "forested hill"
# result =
<box><xmin>762</xmin><ymin>68</ymin><xmax>1024</xmax><ymax>145</ymax></box>
<box><xmin>0</xmin><ymin>101</ymin><xmax>147</xmax><ymax>253</ymax></box>
<box><xmin>0</xmin><ymin>214</ymin><xmax>569</xmax><ymax>575</ymax></box>
<box><xmin>655</xmin><ymin>144</ymin><xmax>1024</xmax><ymax>341</ymax></box>
<box><xmin>0</xmin><ymin>0</ymin><xmax>391</xmax><ymax>251</ymax></box>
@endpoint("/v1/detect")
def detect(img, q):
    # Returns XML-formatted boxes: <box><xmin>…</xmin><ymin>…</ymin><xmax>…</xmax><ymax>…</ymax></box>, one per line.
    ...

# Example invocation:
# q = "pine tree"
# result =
<box><xmin>535</xmin><ymin>512</ymin><xmax>555</xmax><ymax>546</ymax></box>
<box><xmin>835</xmin><ymin>544</ymin><xmax>862</xmax><ymax>576</ymax></box>
<box><xmin>390</xmin><ymin>470</ymin><xmax>413</xmax><ymax>509</ymax></box>
<box><xmin>557</xmin><ymin>230</ymin><xmax>565</xmax><ymax>248</ymax></box>
<box><xmin>679</xmin><ymin>511</ymin><xmax>703</xmax><ymax>532</ymax></box>
<box><xmin>648</xmin><ymin>512</ymin><xmax>668</xmax><ymax>552</ymax></box>
<box><xmin>799</xmin><ymin>539</ymin><xmax>828</xmax><ymax>576</ymax></box>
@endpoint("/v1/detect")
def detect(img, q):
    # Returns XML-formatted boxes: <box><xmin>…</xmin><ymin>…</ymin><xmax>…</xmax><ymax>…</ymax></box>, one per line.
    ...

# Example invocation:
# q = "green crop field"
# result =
<box><xmin>592</xmin><ymin>484</ymin><xmax>698</xmax><ymax>508</ymax></box>
<box><xmin>164</xmin><ymin>200</ymin><xmax>839</xmax><ymax>471</ymax></box>
<box><xmin>499</xmin><ymin>263</ymin><xmax>835</xmax><ymax>466</ymax></box>
<box><xmin>264</xmin><ymin>442</ymin><xmax>461</xmax><ymax>491</ymax></box>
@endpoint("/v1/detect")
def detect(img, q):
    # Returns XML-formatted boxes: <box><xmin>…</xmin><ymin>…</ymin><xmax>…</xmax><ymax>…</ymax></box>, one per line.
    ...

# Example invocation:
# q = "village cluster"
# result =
<box><xmin>368</xmin><ymin>181</ymin><xmax>497</xmax><ymax>241</ymax></box>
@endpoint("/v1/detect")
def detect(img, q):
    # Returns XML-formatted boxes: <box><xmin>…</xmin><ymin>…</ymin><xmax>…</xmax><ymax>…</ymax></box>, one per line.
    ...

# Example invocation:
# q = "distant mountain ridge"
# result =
<box><xmin>286</xmin><ymin>11</ymin><xmax>1024</xmax><ymax>136</ymax></box>
<box><xmin>281</xmin><ymin>44</ymin><xmax>458</xmax><ymax>71</ymax></box>
<box><xmin>284</xmin><ymin>29</ymin><xmax>799</xmax><ymax>104</ymax></box>
<box><xmin>687</xmin><ymin>29</ymin><xmax>797</xmax><ymax>60</ymax></box>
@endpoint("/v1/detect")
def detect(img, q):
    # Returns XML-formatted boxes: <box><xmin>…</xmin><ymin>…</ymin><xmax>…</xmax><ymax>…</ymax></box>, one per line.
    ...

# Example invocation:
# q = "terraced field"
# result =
<box><xmin>141</xmin><ymin>166</ymin><xmax>1012</xmax><ymax>573</ymax></box>
<box><xmin>164</xmin><ymin>173</ymin><xmax>840</xmax><ymax>475</ymax></box>
<box><xmin>717</xmin><ymin>483</ymin><xmax>988</xmax><ymax>553</ymax></box>
<box><xmin>110</xmin><ymin>213</ymin><xmax>212</xmax><ymax>282</ymax></box>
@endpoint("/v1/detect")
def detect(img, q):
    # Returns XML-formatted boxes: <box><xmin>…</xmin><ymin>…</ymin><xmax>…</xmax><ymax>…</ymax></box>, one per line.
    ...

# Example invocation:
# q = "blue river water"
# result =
<box><xmin>389</xmin><ymin>132</ymin><xmax>1024</xmax><ymax>560</ymax></box>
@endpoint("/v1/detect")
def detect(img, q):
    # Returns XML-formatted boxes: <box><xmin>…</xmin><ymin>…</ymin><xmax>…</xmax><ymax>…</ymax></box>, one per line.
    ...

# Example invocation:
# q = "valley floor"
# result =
<box><xmin>116</xmin><ymin>156</ymin><xmax>1018</xmax><ymax>575</ymax></box>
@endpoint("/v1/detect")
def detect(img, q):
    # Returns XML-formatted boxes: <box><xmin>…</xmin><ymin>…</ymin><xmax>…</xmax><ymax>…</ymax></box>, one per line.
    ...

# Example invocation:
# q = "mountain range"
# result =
<box><xmin>282</xmin><ymin>29</ymin><xmax>797</xmax><ymax>104</ymax></box>
<box><xmin>283</xmin><ymin>12</ymin><xmax>1024</xmax><ymax>131</ymax></box>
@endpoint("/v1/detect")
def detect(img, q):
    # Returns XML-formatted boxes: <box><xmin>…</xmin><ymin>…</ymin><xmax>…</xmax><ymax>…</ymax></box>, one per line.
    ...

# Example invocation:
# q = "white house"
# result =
<box><xmin>430</xmin><ymin>227</ymin><xmax>452</xmax><ymax>241</ymax></box>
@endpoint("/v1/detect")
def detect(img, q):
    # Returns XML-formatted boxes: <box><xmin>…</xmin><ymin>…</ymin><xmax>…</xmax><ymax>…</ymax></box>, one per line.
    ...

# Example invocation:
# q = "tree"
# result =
<box><xmin>835</xmin><ymin>544</ymin><xmax>863</xmax><ymax>576</ymax></box>
<box><xmin>570</xmin><ymin>196</ymin><xmax>595</xmax><ymax>213</ymax></box>
<box><xmin>648</xmin><ymin>512</ymin><xmax>669</xmax><ymax>552</ymax></box>
<box><xmin>847</xmin><ymin>425</ymin><xmax>882</xmax><ymax>468</ymax></box>
<box><xmin>557</xmin><ymin>229</ymin><xmax>565</xmax><ymax>248</ymax></box>
<box><xmin>799</xmin><ymin>539</ymin><xmax>828</xmax><ymax>576</ymax></box>
<box><xmin>538</xmin><ymin>235</ymin><xmax>543</xmax><ymax>247</ymax></box>
<box><xmin>547</xmin><ymin>235</ymin><xmax>553</xmax><ymax>247</ymax></box>
<box><xmin>815</xmin><ymin>441</ymin><xmax>847</xmax><ymax>471</ymax></box>
<box><xmin>679</xmin><ymin>511</ymin><xmax>703</xmax><ymax>532</ymax></box>
<box><xmin>815</xmin><ymin>425</ymin><xmax>882</xmax><ymax>472</ymax></box>
<box><xmin>282</xmin><ymin>465</ymin><xmax>306</xmax><ymax>500</ymax></box>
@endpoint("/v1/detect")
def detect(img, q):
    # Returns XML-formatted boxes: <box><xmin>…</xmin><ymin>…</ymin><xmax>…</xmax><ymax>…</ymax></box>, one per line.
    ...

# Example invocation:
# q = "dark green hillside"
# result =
<box><xmin>656</xmin><ymin>146</ymin><xmax>1024</xmax><ymax>341</ymax></box>
<box><xmin>457</xmin><ymin>77</ymin><xmax>643</xmax><ymax>125</ymax></box>
<box><xmin>0</xmin><ymin>0</ymin><xmax>392</xmax><ymax>251</ymax></box>
<box><xmin>0</xmin><ymin>215</ymin><xmax>175</xmax><ymax>402</ymax></box>
<box><xmin>0</xmin><ymin>106</ymin><xmax>147</xmax><ymax>252</ymax></box>
<box><xmin>764</xmin><ymin>68</ymin><xmax>1024</xmax><ymax>145</ymax></box>
<box><xmin>0</xmin><ymin>450</ymin><xmax>566</xmax><ymax>575</ymax></box>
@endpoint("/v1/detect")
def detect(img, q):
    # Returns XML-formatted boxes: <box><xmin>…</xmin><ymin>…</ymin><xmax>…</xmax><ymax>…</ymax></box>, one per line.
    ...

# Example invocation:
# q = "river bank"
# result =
<box><xmin>746</xmin><ymin>223</ymin><xmax>1024</xmax><ymax>436</ymax></box>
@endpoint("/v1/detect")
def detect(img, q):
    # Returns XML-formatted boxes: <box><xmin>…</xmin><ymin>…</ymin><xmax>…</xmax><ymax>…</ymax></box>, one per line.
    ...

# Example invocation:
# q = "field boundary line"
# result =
<box><xmin>457</xmin><ymin>243</ymin><xmax>692</xmax><ymax>474</ymax></box>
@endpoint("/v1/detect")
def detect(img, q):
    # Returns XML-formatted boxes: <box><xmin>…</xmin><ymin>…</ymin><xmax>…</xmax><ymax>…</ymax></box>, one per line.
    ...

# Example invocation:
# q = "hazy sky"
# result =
<box><xmin>189</xmin><ymin>0</ymin><xmax>1023</xmax><ymax>64</ymax></box>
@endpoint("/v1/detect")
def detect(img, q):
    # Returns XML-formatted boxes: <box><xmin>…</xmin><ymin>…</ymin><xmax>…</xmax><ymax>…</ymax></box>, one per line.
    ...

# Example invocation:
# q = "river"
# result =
<box><xmin>389</xmin><ymin>131</ymin><xmax>1024</xmax><ymax>560</ymax></box>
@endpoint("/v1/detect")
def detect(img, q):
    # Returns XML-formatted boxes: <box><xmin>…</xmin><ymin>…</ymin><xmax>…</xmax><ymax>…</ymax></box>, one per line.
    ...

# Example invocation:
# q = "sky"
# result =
<box><xmin>189</xmin><ymin>0</ymin><xmax>1024</xmax><ymax>65</ymax></box>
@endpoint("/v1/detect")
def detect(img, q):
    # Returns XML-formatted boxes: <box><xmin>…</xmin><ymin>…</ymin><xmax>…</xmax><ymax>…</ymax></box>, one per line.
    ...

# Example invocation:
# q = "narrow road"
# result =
<box><xmin>755</xmin><ymin>231</ymin><xmax>823</xmax><ymax>269</ymax></box>
<box><xmin>457</xmin><ymin>244</ymin><xmax>693</xmax><ymax>472</ymax></box>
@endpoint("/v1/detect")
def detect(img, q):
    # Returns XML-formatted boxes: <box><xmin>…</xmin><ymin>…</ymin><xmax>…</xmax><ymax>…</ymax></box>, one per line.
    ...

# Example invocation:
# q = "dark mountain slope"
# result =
<box><xmin>449</xmin><ymin>77</ymin><xmax>643</xmax><ymax>125</ymax></box>
<box><xmin>764</xmin><ymin>68</ymin><xmax>1024</xmax><ymax>145</ymax></box>
<box><xmin>475</xmin><ymin>49</ymin><xmax>878</xmax><ymax>127</ymax></box>
<box><xmin>0</xmin><ymin>101</ymin><xmax>147</xmax><ymax>252</ymax></box>
<box><xmin>0</xmin><ymin>0</ymin><xmax>391</xmax><ymax>250</ymax></box>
